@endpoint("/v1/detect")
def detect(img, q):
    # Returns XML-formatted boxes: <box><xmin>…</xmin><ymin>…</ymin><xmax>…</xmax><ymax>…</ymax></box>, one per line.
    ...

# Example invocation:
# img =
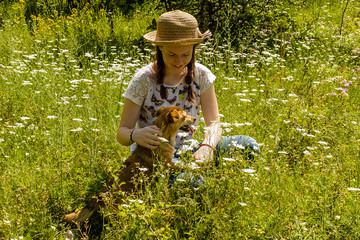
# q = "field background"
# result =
<box><xmin>0</xmin><ymin>0</ymin><xmax>359</xmax><ymax>239</ymax></box>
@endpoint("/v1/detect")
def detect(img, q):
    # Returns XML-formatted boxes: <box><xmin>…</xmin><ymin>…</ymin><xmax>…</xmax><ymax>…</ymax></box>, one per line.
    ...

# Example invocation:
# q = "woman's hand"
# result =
<box><xmin>132</xmin><ymin>125</ymin><xmax>161</xmax><ymax>150</ymax></box>
<box><xmin>194</xmin><ymin>83</ymin><xmax>221</xmax><ymax>167</ymax></box>
<box><xmin>193</xmin><ymin>145</ymin><xmax>214</xmax><ymax>167</ymax></box>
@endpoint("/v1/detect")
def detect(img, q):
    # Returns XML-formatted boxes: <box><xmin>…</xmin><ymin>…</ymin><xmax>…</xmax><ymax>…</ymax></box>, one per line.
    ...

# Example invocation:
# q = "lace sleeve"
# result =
<box><xmin>195</xmin><ymin>62</ymin><xmax>216</xmax><ymax>95</ymax></box>
<box><xmin>123</xmin><ymin>67</ymin><xmax>151</xmax><ymax>106</ymax></box>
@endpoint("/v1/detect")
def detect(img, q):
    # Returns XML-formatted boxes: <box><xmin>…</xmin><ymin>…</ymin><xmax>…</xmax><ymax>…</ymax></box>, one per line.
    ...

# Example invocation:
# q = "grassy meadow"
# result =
<box><xmin>0</xmin><ymin>0</ymin><xmax>360</xmax><ymax>239</ymax></box>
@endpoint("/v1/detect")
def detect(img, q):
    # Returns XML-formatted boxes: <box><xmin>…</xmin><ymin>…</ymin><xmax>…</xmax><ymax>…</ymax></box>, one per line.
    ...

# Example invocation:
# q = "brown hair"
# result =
<box><xmin>154</xmin><ymin>46</ymin><xmax>197</xmax><ymax>103</ymax></box>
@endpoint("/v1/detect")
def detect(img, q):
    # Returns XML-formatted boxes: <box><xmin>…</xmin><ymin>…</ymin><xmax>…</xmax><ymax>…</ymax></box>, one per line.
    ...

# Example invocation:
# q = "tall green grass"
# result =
<box><xmin>0</xmin><ymin>0</ymin><xmax>359</xmax><ymax>239</ymax></box>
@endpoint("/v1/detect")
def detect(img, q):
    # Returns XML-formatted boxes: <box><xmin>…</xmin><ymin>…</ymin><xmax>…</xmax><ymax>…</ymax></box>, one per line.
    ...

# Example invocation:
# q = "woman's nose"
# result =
<box><xmin>174</xmin><ymin>56</ymin><xmax>181</xmax><ymax>64</ymax></box>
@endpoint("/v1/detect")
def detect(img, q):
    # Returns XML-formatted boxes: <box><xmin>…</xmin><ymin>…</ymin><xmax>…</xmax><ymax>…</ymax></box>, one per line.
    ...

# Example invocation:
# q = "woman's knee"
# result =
<box><xmin>215</xmin><ymin>135</ymin><xmax>260</xmax><ymax>160</ymax></box>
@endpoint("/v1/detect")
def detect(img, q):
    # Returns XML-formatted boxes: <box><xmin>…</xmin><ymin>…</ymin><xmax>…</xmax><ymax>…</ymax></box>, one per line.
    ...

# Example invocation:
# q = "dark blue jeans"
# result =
<box><xmin>214</xmin><ymin>135</ymin><xmax>260</xmax><ymax>162</ymax></box>
<box><xmin>170</xmin><ymin>135</ymin><xmax>260</xmax><ymax>187</ymax></box>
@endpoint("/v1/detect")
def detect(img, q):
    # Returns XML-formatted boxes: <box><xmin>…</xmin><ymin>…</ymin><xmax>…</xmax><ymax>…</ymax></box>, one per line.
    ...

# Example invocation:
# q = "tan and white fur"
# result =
<box><xmin>63</xmin><ymin>106</ymin><xmax>194</xmax><ymax>223</ymax></box>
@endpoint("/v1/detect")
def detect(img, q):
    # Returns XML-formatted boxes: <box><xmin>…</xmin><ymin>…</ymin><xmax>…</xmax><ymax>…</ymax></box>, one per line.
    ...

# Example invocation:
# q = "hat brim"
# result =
<box><xmin>143</xmin><ymin>30</ymin><xmax>211</xmax><ymax>46</ymax></box>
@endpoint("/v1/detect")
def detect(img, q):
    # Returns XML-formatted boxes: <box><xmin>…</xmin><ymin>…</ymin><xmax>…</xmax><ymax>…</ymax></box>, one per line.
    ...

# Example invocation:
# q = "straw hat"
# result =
<box><xmin>143</xmin><ymin>10</ymin><xmax>211</xmax><ymax>46</ymax></box>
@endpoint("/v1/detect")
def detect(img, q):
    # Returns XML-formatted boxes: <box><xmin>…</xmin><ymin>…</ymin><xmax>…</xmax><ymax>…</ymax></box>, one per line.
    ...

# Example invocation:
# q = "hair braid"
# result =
<box><xmin>184</xmin><ymin>46</ymin><xmax>196</xmax><ymax>103</ymax></box>
<box><xmin>155</xmin><ymin>46</ymin><xmax>168</xmax><ymax>100</ymax></box>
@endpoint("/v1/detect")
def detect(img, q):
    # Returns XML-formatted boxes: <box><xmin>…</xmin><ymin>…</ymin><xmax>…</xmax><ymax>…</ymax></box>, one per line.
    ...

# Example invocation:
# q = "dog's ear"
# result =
<box><xmin>167</xmin><ymin>109</ymin><xmax>180</xmax><ymax>123</ymax></box>
<box><xmin>155</xmin><ymin>107</ymin><xmax>165</xmax><ymax>117</ymax></box>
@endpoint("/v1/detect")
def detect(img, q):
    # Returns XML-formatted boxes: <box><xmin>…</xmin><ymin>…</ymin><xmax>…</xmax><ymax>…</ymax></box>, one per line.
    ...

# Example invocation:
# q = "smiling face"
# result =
<box><xmin>159</xmin><ymin>45</ymin><xmax>194</xmax><ymax>76</ymax></box>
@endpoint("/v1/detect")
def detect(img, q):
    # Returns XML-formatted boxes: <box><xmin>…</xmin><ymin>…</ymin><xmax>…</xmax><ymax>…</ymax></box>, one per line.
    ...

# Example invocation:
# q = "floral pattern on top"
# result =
<box><xmin>123</xmin><ymin>62</ymin><xmax>216</xmax><ymax>149</ymax></box>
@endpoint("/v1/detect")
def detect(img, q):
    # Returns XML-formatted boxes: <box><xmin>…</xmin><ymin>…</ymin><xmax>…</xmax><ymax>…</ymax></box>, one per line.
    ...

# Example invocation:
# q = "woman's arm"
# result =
<box><xmin>117</xmin><ymin>98</ymin><xmax>161</xmax><ymax>149</ymax></box>
<box><xmin>193</xmin><ymin>83</ymin><xmax>222</xmax><ymax>164</ymax></box>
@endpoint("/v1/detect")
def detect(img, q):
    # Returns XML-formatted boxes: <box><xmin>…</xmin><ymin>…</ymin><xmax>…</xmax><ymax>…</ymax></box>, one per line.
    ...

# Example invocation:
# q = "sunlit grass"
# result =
<box><xmin>0</xmin><ymin>0</ymin><xmax>359</xmax><ymax>239</ymax></box>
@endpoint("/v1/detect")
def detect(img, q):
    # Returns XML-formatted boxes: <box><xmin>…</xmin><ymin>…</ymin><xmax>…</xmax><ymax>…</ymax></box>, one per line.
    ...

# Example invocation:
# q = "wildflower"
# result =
<box><xmin>20</xmin><ymin>117</ymin><xmax>30</xmax><ymax>120</ymax></box>
<box><xmin>246</xmin><ymin>63</ymin><xmax>255</xmax><ymax>68</ymax></box>
<box><xmin>47</xmin><ymin>115</ymin><xmax>57</xmax><ymax>119</ymax></box>
<box><xmin>3</xmin><ymin>219</ymin><xmax>11</xmax><ymax>225</ymax></box>
<box><xmin>303</xmin><ymin>150</ymin><xmax>311</xmax><ymax>155</ymax></box>
<box><xmin>224</xmin><ymin>128</ymin><xmax>231</xmax><ymax>133</ymax></box>
<box><xmin>238</xmin><ymin>202</ymin><xmax>247</xmax><ymax>206</ymax></box>
<box><xmin>157</xmin><ymin>136</ymin><xmax>169</xmax><ymax>143</ymax></box>
<box><xmin>16</xmin><ymin>123</ymin><xmax>25</xmax><ymax>128</ymax></box>
<box><xmin>85</xmin><ymin>52</ymin><xmax>94</xmax><ymax>58</ymax></box>
<box><xmin>139</xmin><ymin>168</ymin><xmax>148</xmax><ymax>172</ymax></box>
<box><xmin>262</xmin><ymin>51</ymin><xmax>273</xmax><ymax>56</ymax></box>
<box><xmin>178</xmin><ymin>131</ymin><xmax>190</xmax><ymax>138</ymax></box>
<box><xmin>70</xmin><ymin>127</ymin><xmax>83</xmax><ymax>132</ymax></box>
<box><xmin>188</xmin><ymin>162</ymin><xmax>200</xmax><ymax>169</ymax></box>
<box><xmin>231</xmin><ymin>141</ymin><xmax>245</xmax><ymax>149</ymax></box>
<box><xmin>22</xmin><ymin>81</ymin><xmax>32</xmax><ymax>85</ymax></box>
<box><xmin>302</xmin><ymin>43</ymin><xmax>310</xmax><ymax>50</ymax></box>
<box><xmin>304</xmin><ymin>133</ymin><xmax>316</xmax><ymax>137</ymax></box>
<box><xmin>352</xmin><ymin>48</ymin><xmax>360</xmax><ymax>55</ymax></box>
<box><xmin>242</xmin><ymin>169</ymin><xmax>256</xmax><ymax>173</ymax></box>
<box><xmin>64</xmin><ymin>230</ymin><xmax>73</xmax><ymax>240</ymax></box>
<box><xmin>23</xmin><ymin>54</ymin><xmax>37</xmax><ymax>59</ymax></box>
<box><xmin>223</xmin><ymin>157</ymin><xmax>235</xmax><ymax>161</ymax></box>
<box><xmin>347</xmin><ymin>187</ymin><xmax>360</xmax><ymax>191</ymax></box>
<box><xmin>221</xmin><ymin>122</ymin><xmax>232</xmax><ymax>127</ymax></box>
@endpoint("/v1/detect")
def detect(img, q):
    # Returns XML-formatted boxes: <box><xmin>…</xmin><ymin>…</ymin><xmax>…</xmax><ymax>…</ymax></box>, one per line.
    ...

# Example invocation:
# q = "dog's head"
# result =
<box><xmin>153</xmin><ymin>106</ymin><xmax>195</xmax><ymax>146</ymax></box>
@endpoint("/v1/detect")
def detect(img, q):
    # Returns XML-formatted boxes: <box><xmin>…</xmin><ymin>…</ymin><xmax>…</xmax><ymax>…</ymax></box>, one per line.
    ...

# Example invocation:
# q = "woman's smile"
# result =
<box><xmin>159</xmin><ymin>45</ymin><xmax>194</xmax><ymax>75</ymax></box>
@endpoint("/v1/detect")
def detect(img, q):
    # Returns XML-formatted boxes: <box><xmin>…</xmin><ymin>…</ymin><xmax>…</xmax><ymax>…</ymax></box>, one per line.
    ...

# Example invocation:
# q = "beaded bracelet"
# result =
<box><xmin>199</xmin><ymin>143</ymin><xmax>215</xmax><ymax>151</ymax></box>
<box><xmin>129</xmin><ymin>129</ymin><xmax>136</xmax><ymax>143</ymax></box>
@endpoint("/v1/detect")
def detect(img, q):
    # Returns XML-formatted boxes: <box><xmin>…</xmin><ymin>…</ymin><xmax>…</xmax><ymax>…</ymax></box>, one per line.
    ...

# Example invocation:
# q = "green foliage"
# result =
<box><xmin>0</xmin><ymin>0</ymin><xmax>359</xmax><ymax>239</ymax></box>
<box><xmin>156</xmin><ymin>0</ymin><xmax>297</xmax><ymax>48</ymax></box>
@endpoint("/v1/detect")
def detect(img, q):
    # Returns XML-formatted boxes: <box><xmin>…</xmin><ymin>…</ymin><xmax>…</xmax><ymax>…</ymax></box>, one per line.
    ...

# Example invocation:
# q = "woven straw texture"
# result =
<box><xmin>143</xmin><ymin>10</ymin><xmax>211</xmax><ymax>46</ymax></box>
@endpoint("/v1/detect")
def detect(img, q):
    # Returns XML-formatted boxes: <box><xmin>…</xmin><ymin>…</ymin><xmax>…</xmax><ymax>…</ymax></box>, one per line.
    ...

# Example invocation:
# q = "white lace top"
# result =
<box><xmin>123</xmin><ymin>62</ymin><xmax>216</xmax><ymax>149</ymax></box>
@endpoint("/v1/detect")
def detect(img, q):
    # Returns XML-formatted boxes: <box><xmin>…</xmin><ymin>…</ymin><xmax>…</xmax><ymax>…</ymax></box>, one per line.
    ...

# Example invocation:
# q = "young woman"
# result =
<box><xmin>117</xmin><ymin>10</ymin><xmax>259</xmax><ymax>170</ymax></box>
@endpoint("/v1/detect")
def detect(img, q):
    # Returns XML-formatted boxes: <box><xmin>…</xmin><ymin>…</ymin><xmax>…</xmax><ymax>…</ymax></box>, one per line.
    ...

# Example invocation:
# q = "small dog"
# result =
<box><xmin>63</xmin><ymin>106</ymin><xmax>194</xmax><ymax>223</ymax></box>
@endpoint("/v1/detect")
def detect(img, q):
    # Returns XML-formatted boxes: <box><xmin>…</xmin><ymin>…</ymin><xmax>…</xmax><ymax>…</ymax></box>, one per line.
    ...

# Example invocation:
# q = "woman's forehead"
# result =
<box><xmin>160</xmin><ymin>45</ymin><xmax>194</xmax><ymax>54</ymax></box>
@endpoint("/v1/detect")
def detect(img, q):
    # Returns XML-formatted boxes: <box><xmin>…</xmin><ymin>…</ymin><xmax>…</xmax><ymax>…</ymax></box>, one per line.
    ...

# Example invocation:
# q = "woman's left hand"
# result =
<box><xmin>193</xmin><ymin>146</ymin><xmax>214</xmax><ymax>167</ymax></box>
